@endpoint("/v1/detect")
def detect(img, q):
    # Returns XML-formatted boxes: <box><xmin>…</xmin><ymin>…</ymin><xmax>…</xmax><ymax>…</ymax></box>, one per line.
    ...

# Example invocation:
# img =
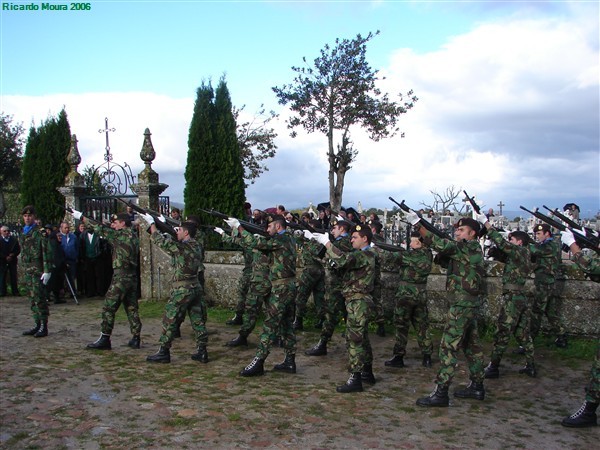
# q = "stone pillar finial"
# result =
<box><xmin>137</xmin><ymin>128</ymin><xmax>159</xmax><ymax>184</ymax></box>
<box><xmin>59</xmin><ymin>134</ymin><xmax>88</xmax><ymax>227</ymax></box>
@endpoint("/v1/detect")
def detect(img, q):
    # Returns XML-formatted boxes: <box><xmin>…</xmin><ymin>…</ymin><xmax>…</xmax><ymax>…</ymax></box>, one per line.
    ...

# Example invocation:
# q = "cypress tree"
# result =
<box><xmin>21</xmin><ymin>108</ymin><xmax>71</xmax><ymax>224</ymax></box>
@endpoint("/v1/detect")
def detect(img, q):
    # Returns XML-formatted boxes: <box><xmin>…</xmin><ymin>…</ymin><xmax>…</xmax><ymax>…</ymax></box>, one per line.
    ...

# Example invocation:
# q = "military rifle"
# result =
<box><xmin>61</xmin><ymin>204</ymin><xmax>109</xmax><ymax>229</ymax></box>
<box><xmin>463</xmin><ymin>190</ymin><xmax>481</xmax><ymax>215</ymax></box>
<box><xmin>116</xmin><ymin>199</ymin><xmax>177</xmax><ymax>238</ymax></box>
<box><xmin>389</xmin><ymin>196</ymin><xmax>454</xmax><ymax>241</ymax></box>
<box><xmin>542</xmin><ymin>205</ymin><xmax>599</xmax><ymax>245</ymax></box>
<box><xmin>200</xmin><ymin>208</ymin><xmax>270</xmax><ymax>237</ymax></box>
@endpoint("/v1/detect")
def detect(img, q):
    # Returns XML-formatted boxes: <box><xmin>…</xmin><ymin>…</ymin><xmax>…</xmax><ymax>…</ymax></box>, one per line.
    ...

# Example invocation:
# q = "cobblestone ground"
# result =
<box><xmin>0</xmin><ymin>295</ymin><xmax>597</xmax><ymax>449</ymax></box>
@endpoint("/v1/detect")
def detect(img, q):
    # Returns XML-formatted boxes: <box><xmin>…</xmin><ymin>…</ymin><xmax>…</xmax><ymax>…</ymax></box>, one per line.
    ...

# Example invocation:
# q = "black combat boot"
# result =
<box><xmin>128</xmin><ymin>335</ymin><xmax>141</xmax><ymax>349</ymax></box>
<box><xmin>518</xmin><ymin>362</ymin><xmax>537</xmax><ymax>378</ymax></box>
<box><xmin>336</xmin><ymin>373</ymin><xmax>363</xmax><ymax>393</ymax></box>
<box><xmin>305</xmin><ymin>339</ymin><xmax>327</xmax><ymax>356</ymax></box>
<box><xmin>22</xmin><ymin>321</ymin><xmax>41</xmax><ymax>336</ymax></box>
<box><xmin>225</xmin><ymin>333</ymin><xmax>248</xmax><ymax>347</ymax></box>
<box><xmin>422</xmin><ymin>354</ymin><xmax>432</xmax><ymax>368</ymax></box>
<box><xmin>86</xmin><ymin>333</ymin><xmax>112</xmax><ymax>350</ymax></box>
<box><xmin>454</xmin><ymin>381</ymin><xmax>485</xmax><ymax>400</ymax></box>
<box><xmin>33</xmin><ymin>321</ymin><xmax>48</xmax><ymax>338</ymax></box>
<box><xmin>191</xmin><ymin>346</ymin><xmax>209</xmax><ymax>363</ymax></box>
<box><xmin>513</xmin><ymin>346</ymin><xmax>526</xmax><ymax>355</ymax></box>
<box><xmin>561</xmin><ymin>401</ymin><xmax>598</xmax><ymax>428</ymax></box>
<box><xmin>173</xmin><ymin>325</ymin><xmax>181</xmax><ymax>339</ymax></box>
<box><xmin>273</xmin><ymin>354</ymin><xmax>296</xmax><ymax>373</ymax></box>
<box><xmin>376</xmin><ymin>323</ymin><xmax>386</xmax><ymax>337</ymax></box>
<box><xmin>226</xmin><ymin>313</ymin><xmax>243</xmax><ymax>326</ymax></box>
<box><xmin>239</xmin><ymin>356</ymin><xmax>265</xmax><ymax>377</ymax></box>
<box><xmin>146</xmin><ymin>346</ymin><xmax>171</xmax><ymax>363</ymax></box>
<box><xmin>361</xmin><ymin>364</ymin><xmax>376</xmax><ymax>384</ymax></box>
<box><xmin>416</xmin><ymin>385</ymin><xmax>450</xmax><ymax>407</ymax></box>
<box><xmin>293</xmin><ymin>316</ymin><xmax>304</xmax><ymax>331</ymax></box>
<box><xmin>555</xmin><ymin>334</ymin><xmax>568</xmax><ymax>348</ymax></box>
<box><xmin>484</xmin><ymin>361</ymin><xmax>500</xmax><ymax>379</ymax></box>
<box><xmin>384</xmin><ymin>355</ymin><xmax>404</xmax><ymax>368</ymax></box>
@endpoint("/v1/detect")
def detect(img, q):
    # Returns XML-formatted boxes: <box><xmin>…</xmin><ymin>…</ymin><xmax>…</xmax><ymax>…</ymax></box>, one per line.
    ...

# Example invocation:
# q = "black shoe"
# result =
<box><xmin>555</xmin><ymin>334</ymin><xmax>568</xmax><ymax>348</ymax></box>
<box><xmin>128</xmin><ymin>335</ymin><xmax>141</xmax><ymax>349</ymax></box>
<box><xmin>240</xmin><ymin>357</ymin><xmax>265</xmax><ymax>377</ymax></box>
<box><xmin>305</xmin><ymin>339</ymin><xmax>327</xmax><ymax>356</ymax></box>
<box><xmin>293</xmin><ymin>317</ymin><xmax>304</xmax><ymax>331</ymax></box>
<box><xmin>416</xmin><ymin>385</ymin><xmax>450</xmax><ymax>407</ymax></box>
<box><xmin>562</xmin><ymin>401</ymin><xmax>598</xmax><ymax>428</ymax></box>
<box><xmin>454</xmin><ymin>381</ymin><xmax>485</xmax><ymax>400</ymax></box>
<box><xmin>226</xmin><ymin>313</ymin><xmax>243</xmax><ymax>326</ymax></box>
<box><xmin>422</xmin><ymin>354</ymin><xmax>432</xmax><ymax>368</ymax></box>
<box><xmin>513</xmin><ymin>346</ymin><xmax>526</xmax><ymax>355</ymax></box>
<box><xmin>361</xmin><ymin>364</ymin><xmax>376</xmax><ymax>384</ymax></box>
<box><xmin>336</xmin><ymin>373</ymin><xmax>363</xmax><ymax>393</ymax></box>
<box><xmin>225</xmin><ymin>334</ymin><xmax>248</xmax><ymax>347</ymax></box>
<box><xmin>191</xmin><ymin>346</ymin><xmax>209</xmax><ymax>363</ymax></box>
<box><xmin>273</xmin><ymin>354</ymin><xmax>296</xmax><ymax>373</ymax></box>
<box><xmin>33</xmin><ymin>321</ymin><xmax>48</xmax><ymax>338</ymax></box>
<box><xmin>518</xmin><ymin>362</ymin><xmax>537</xmax><ymax>378</ymax></box>
<box><xmin>23</xmin><ymin>322</ymin><xmax>41</xmax><ymax>336</ymax></box>
<box><xmin>146</xmin><ymin>346</ymin><xmax>171</xmax><ymax>363</ymax></box>
<box><xmin>376</xmin><ymin>324</ymin><xmax>386</xmax><ymax>337</ymax></box>
<box><xmin>87</xmin><ymin>333</ymin><xmax>111</xmax><ymax>350</ymax></box>
<box><xmin>484</xmin><ymin>362</ymin><xmax>500</xmax><ymax>379</ymax></box>
<box><xmin>384</xmin><ymin>355</ymin><xmax>404</xmax><ymax>368</ymax></box>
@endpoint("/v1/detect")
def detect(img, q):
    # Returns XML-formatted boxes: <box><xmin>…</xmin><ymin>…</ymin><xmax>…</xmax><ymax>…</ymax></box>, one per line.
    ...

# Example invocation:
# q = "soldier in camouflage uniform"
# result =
<box><xmin>311</xmin><ymin>224</ymin><xmax>377</xmax><ymax>393</ymax></box>
<box><xmin>225</xmin><ymin>214</ymin><xmax>297</xmax><ymax>377</ymax></box>
<box><xmin>226</xmin><ymin>244</ymin><xmax>252</xmax><ymax>326</ymax></box>
<box><xmin>369</xmin><ymin>220</ymin><xmax>387</xmax><ymax>337</ymax></box>
<box><xmin>20</xmin><ymin>206</ymin><xmax>53</xmax><ymax>338</ymax></box>
<box><xmin>410</xmin><ymin>215</ymin><xmax>486</xmax><ymax>407</ymax></box>
<box><xmin>378</xmin><ymin>231</ymin><xmax>434</xmax><ymax>369</ymax></box>
<box><xmin>305</xmin><ymin>218</ymin><xmax>353</xmax><ymax>357</ymax></box>
<box><xmin>293</xmin><ymin>220</ymin><xmax>326</xmax><ymax>331</ymax></box>
<box><xmin>141</xmin><ymin>217</ymin><xmax>208</xmax><ymax>364</ymax></box>
<box><xmin>74</xmin><ymin>211</ymin><xmax>142</xmax><ymax>351</ymax></box>
<box><xmin>529</xmin><ymin>223</ymin><xmax>567</xmax><ymax>347</ymax></box>
<box><xmin>473</xmin><ymin>212</ymin><xmax>536</xmax><ymax>378</ymax></box>
<box><xmin>216</xmin><ymin>227</ymin><xmax>270</xmax><ymax>347</ymax></box>
<box><xmin>560</xmin><ymin>230</ymin><xmax>599</xmax><ymax>428</ymax></box>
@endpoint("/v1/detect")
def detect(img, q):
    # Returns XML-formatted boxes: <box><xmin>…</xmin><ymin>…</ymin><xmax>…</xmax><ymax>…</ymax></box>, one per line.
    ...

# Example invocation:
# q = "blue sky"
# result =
<box><xmin>2</xmin><ymin>1</ymin><xmax>599</xmax><ymax>219</ymax></box>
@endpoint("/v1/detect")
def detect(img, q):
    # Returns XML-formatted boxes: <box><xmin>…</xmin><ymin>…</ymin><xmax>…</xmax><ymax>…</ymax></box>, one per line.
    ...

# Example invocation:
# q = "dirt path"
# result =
<box><xmin>0</xmin><ymin>296</ymin><xmax>597</xmax><ymax>449</ymax></box>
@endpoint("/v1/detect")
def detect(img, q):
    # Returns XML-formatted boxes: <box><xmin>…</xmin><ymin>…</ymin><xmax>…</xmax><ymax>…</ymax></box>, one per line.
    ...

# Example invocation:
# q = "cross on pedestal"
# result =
<box><xmin>98</xmin><ymin>117</ymin><xmax>116</xmax><ymax>161</ymax></box>
<box><xmin>497</xmin><ymin>201</ymin><xmax>505</xmax><ymax>216</ymax></box>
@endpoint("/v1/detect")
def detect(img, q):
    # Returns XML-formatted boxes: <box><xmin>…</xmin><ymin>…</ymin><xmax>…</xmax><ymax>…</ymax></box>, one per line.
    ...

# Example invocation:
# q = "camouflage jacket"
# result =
<box><xmin>93</xmin><ymin>224</ymin><xmax>138</xmax><ymax>274</ymax></box>
<box><xmin>19</xmin><ymin>225</ymin><xmax>52</xmax><ymax>273</ymax></box>
<box><xmin>222</xmin><ymin>229</ymin><xmax>269</xmax><ymax>282</ymax></box>
<box><xmin>327</xmin><ymin>244</ymin><xmax>375</xmax><ymax>301</ymax></box>
<box><xmin>151</xmin><ymin>231</ymin><xmax>202</xmax><ymax>286</ymax></box>
<box><xmin>241</xmin><ymin>230</ymin><xmax>296</xmax><ymax>281</ymax></box>
<box><xmin>222</xmin><ymin>229</ymin><xmax>253</xmax><ymax>275</ymax></box>
<box><xmin>296</xmin><ymin>235</ymin><xmax>325</xmax><ymax>270</ymax></box>
<box><xmin>572</xmin><ymin>252</ymin><xmax>600</xmax><ymax>279</ymax></box>
<box><xmin>379</xmin><ymin>246</ymin><xmax>433</xmax><ymax>285</ymax></box>
<box><xmin>529</xmin><ymin>237</ymin><xmax>561</xmax><ymax>285</ymax></box>
<box><xmin>488</xmin><ymin>228</ymin><xmax>532</xmax><ymax>289</ymax></box>
<box><xmin>423</xmin><ymin>231</ymin><xmax>484</xmax><ymax>302</ymax></box>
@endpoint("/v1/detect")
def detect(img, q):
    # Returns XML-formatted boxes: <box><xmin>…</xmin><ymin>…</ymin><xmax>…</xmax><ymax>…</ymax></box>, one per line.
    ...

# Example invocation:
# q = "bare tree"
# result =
<box><xmin>420</xmin><ymin>185</ymin><xmax>466</xmax><ymax>214</ymax></box>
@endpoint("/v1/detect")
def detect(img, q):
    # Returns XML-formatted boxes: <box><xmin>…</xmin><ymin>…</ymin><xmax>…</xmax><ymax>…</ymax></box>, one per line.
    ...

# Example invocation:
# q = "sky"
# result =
<box><xmin>1</xmin><ymin>0</ymin><xmax>599</xmax><ymax>219</ymax></box>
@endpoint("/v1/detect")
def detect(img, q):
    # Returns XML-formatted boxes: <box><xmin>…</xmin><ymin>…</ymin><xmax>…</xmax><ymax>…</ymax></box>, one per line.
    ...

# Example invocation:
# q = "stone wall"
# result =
<box><xmin>201</xmin><ymin>250</ymin><xmax>600</xmax><ymax>336</ymax></box>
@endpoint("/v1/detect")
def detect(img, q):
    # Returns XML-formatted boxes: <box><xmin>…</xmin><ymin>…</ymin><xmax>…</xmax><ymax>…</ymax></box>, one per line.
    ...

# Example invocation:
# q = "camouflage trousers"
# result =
<box><xmin>161</xmin><ymin>284</ymin><xmax>207</xmax><ymax>349</ymax></box>
<box><xmin>586</xmin><ymin>340</ymin><xmax>600</xmax><ymax>403</ymax></box>
<box><xmin>234</xmin><ymin>269</ymin><xmax>252</xmax><ymax>315</ymax></box>
<box><xmin>345</xmin><ymin>296</ymin><xmax>374</xmax><ymax>373</ymax></box>
<box><xmin>371</xmin><ymin>282</ymin><xmax>385</xmax><ymax>326</ymax></box>
<box><xmin>23</xmin><ymin>267</ymin><xmax>49</xmax><ymax>322</ymax></box>
<box><xmin>530</xmin><ymin>282</ymin><xmax>565</xmax><ymax>339</ymax></box>
<box><xmin>320</xmin><ymin>275</ymin><xmax>346</xmax><ymax>341</ymax></box>
<box><xmin>256</xmin><ymin>279</ymin><xmax>296</xmax><ymax>360</ymax></box>
<box><xmin>100</xmin><ymin>274</ymin><xmax>141</xmax><ymax>337</ymax></box>
<box><xmin>294</xmin><ymin>265</ymin><xmax>325</xmax><ymax>319</ymax></box>
<box><xmin>436</xmin><ymin>303</ymin><xmax>485</xmax><ymax>387</ymax></box>
<box><xmin>240</xmin><ymin>279</ymin><xmax>270</xmax><ymax>336</ymax></box>
<box><xmin>392</xmin><ymin>286</ymin><xmax>432</xmax><ymax>357</ymax></box>
<box><xmin>490</xmin><ymin>291</ymin><xmax>534</xmax><ymax>364</ymax></box>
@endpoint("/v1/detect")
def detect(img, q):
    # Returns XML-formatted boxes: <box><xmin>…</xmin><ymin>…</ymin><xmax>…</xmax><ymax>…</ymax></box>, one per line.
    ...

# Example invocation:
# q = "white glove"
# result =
<box><xmin>293</xmin><ymin>229</ymin><xmax>304</xmax><ymax>238</ymax></box>
<box><xmin>157</xmin><ymin>214</ymin><xmax>167</xmax><ymax>223</ymax></box>
<box><xmin>336</xmin><ymin>215</ymin><xmax>345</xmax><ymax>221</ymax></box>
<box><xmin>140</xmin><ymin>213</ymin><xmax>155</xmax><ymax>226</ymax></box>
<box><xmin>214</xmin><ymin>227</ymin><xmax>225</xmax><ymax>236</ymax></box>
<box><xmin>472</xmin><ymin>210</ymin><xmax>488</xmax><ymax>225</ymax></box>
<box><xmin>313</xmin><ymin>232</ymin><xmax>330</xmax><ymax>246</ymax></box>
<box><xmin>71</xmin><ymin>209</ymin><xmax>83</xmax><ymax>220</ymax></box>
<box><xmin>560</xmin><ymin>230</ymin><xmax>576</xmax><ymax>247</ymax></box>
<box><xmin>302</xmin><ymin>230</ymin><xmax>314</xmax><ymax>240</ymax></box>
<box><xmin>404</xmin><ymin>210</ymin><xmax>421</xmax><ymax>225</ymax></box>
<box><xmin>224</xmin><ymin>217</ymin><xmax>240</xmax><ymax>229</ymax></box>
<box><xmin>40</xmin><ymin>272</ymin><xmax>51</xmax><ymax>285</ymax></box>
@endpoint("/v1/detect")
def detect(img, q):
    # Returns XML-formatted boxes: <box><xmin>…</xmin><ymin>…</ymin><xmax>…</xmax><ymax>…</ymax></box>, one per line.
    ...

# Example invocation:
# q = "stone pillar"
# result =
<box><xmin>58</xmin><ymin>134</ymin><xmax>88</xmax><ymax>227</ymax></box>
<box><xmin>131</xmin><ymin>128</ymin><xmax>168</xmax><ymax>300</ymax></box>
